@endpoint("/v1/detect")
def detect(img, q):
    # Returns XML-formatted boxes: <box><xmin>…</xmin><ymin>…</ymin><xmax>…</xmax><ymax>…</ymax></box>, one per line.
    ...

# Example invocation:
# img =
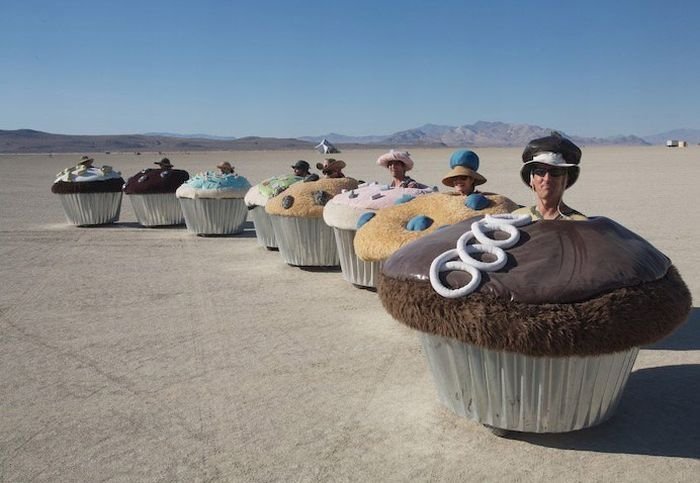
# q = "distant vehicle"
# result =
<box><xmin>315</xmin><ymin>138</ymin><xmax>340</xmax><ymax>154</ymax></box>
<box><xmin>666</xmin><ymin>140</ymin><xmax>679</xmax><ymax>147</ymax></box>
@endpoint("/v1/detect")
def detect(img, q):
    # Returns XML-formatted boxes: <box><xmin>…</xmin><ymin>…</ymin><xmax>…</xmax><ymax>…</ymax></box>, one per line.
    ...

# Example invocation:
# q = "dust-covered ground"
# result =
<box><xmin>1</xmin><ymin>147</ymin><xmax>698</xmax><ymax>481</ymax></box>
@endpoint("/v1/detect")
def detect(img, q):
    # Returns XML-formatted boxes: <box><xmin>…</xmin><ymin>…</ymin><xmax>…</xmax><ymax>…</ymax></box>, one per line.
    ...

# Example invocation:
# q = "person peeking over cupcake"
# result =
<box><xmin>154</xmin><ymin>157</ymin><xmax>174</xmax><ymax>170</ymax></box>
<box><xmin>376</xmin><ymin>150</ymin><xmax>425</xmax><ymax>188</ymax></box>
<box><xmin>441</xmin><ymin>150</ymin><xmax>490</xmax><ymax>210</ymax></box>
<box><xmin>291</xmin><ymin>160</ymin><xmax>311</xmax><ymax>177</ymax></box>
<box><xmin>316</xmin><ymin>158</ymin><xmax>346</xmax><ymax>179</ymax></box>
<box><xmin>511</xmin><ymin>132</ymin><xmax>587</xmax><ymax>221</ymax></box>
<box><xmin>217</xmin><ymin>161</ymin><xmax>235</xmax><ymax>175</ymax></box>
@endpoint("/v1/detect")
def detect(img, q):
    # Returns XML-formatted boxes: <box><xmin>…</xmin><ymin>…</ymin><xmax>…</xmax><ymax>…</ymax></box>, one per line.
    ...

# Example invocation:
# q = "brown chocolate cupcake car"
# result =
<box><xmin>378</xmin><ymin>215</ymin><xmax>692</xmax><ymax>432</ymax></box>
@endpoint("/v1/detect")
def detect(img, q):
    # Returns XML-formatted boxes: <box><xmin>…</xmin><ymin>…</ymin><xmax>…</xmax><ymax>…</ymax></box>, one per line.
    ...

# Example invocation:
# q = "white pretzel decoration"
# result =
<box><xmin>429</xmin><ymin>249</ymin><xmax>482</xmax><ymax>298</ymax></box>
<box><xmin>484</xmin><ymin>213</ymin><xmax>532</xmax><ymax>227</ymax></box>
<box><xmin>458</xmin><ymin>243</ymin><xmax>508</xmax><ymax>272</ymax></box>
<box><xmin>429</xmin><ymin>214</ymin><xmax>533</xmax><ymax>298</ymax></box>
<box><xmin>471</xmin><ymin>220</ymin><xmax>520</xmax><ymax>249</ymax></box>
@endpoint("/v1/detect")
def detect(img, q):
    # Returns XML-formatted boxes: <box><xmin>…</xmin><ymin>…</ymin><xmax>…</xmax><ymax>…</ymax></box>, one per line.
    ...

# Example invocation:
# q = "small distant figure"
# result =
<box><xmin>377</xmin><ymin>150</ymin><xmax>422</xmax><ymax>188</ymax></box>
<box><xmin>291</xmin><ymin>160</ymin><xmax>311</xmax><ymax>177</ymax></box>
<box><xmin>316</xmin><ymin>158</ymin><xmax>346</xmax><ymax>178</ymax></box>
<box><xmin>217</xmin><ymin>161</ymin><xmax>235</xmax><ymax>174</ymax></box>
<box><xmin>154</xmin><ymin>158</ymin><xmax>174</xmax><ymax>169</ymax></box>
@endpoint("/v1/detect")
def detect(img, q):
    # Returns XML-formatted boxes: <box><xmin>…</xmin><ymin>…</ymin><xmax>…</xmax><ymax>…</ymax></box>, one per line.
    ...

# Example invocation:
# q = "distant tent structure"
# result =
<box><xmin>315</xmin><ymin>138</ymin><xmax>340</xmax><ymax>154</ymax></box>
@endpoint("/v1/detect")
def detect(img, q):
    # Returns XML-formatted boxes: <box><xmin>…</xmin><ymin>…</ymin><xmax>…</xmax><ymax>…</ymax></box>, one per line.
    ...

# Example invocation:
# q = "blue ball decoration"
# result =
<box><xmin>394</xmin><ymin>194</ymin><xmax>415</xmax><ymax>205</ymax></box>
<box><xmin>356</xmin><ymin>211</ymin><xmax>376</xmax><ymax>229</ymax></box>
<box><xmin>449</xmin><ymin>150</ymin><xmax>480</xmax><ymax>170</ymax></box>
<box><xmin>465</xmin><ymin>193</ymin><xmax>489</xmax><ymax>210</ymax></box>
<box><xmin>406</xmin><ymin>215</ymin><xmax>434</xmax><ymax>231</ymax></box>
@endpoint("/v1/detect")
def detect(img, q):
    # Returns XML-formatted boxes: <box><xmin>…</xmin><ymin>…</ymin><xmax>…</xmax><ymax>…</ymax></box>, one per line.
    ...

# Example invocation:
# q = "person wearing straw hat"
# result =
<box><xmin>512</xmin><ymin>132</ymin><xmax>587</xmax><ymax>221</ymax></box>
<box><xmin>217</xmin><ymin>161</ymin><xmax>235</xmax><ymax>174</ymax></box>
<box><xmin>377</xmin><ymin>150</ymin><xmax>424</xmax><ymax>188</ymax></box>
<box><xmin>77</xmin><ymin>155</ymin><xmax>95</xmax><ymax>167</ymax></box>
<box><xmin>316</xmin><ymin>158</ymin><xmax>346</xmax><ymax>179</ymax></box>
<box><xmin>441</xmin><ymin>149</ymin><xmax>487</xmax><ymax>196</ymax></box>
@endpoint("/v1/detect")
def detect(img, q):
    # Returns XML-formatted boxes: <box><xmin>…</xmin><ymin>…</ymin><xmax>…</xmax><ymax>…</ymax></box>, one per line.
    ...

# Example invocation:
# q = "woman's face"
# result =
<box><xmin>388</xmin><ymin>160</ymin><xmax>406</xmax><ymax>179</ymax></box>
<box><xmin>453</xmin><ymin>176</ymin><xmax>475</xmax><ymax>195</ymax></box>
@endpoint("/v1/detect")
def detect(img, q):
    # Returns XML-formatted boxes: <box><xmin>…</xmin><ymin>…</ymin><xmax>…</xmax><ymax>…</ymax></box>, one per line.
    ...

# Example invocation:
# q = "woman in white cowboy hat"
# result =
<box><xmin>316</xmin><ymin>158</ymin><xmax>346</xmax><ymax>179</ymax></box>
<box><xmin>512</xmin><ymin>132</ymin><xmax>587</xmax><ymax>221</ymax></box>
<box><xmin>377</xmin><ymin>150</ymin><xmax>423</xmax><ymax>188</ymax></box>
<box><xmin>441</xmin><ymin>149</ymin><xmax>487</xmax><ymax>196</ymax></box>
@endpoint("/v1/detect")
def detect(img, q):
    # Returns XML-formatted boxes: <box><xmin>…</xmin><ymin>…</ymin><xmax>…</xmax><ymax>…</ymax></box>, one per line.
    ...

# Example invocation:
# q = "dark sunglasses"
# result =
<box><xmin>532</xmin><ymin>166</ymin><xmax>567</xmax><ymax>178</ymax></box>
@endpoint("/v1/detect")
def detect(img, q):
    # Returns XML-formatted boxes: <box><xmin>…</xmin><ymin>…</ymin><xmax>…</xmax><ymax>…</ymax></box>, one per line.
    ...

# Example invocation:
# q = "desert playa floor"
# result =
<box><xmin>1</xmin><ymin>147</ymin><xmax>698</xmax><ymax>481</ymax></box>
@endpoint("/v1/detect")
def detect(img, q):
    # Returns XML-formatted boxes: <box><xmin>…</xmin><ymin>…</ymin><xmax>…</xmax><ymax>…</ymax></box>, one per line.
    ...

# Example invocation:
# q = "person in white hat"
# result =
<box><xmin>512</xmin><ymin>132</ymin><xmax>587</xmax><ymax>220</ymax></box>
<box><xmin>377</xmin><ymin>150</ymin><xmax>422</xmax><ymax>188</ymax></box>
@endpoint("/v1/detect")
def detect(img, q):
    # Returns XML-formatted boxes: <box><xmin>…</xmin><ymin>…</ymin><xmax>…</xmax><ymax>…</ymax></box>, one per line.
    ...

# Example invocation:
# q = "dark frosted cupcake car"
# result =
<box><xmin>378</xmin><ymin>215</ymin><xmax>692</xmax><ymax>433</ymax></box>
<box><xmin>123</xmin><ymin>158</ymin><xmax>189</xmax><ymax>226</ymax></box>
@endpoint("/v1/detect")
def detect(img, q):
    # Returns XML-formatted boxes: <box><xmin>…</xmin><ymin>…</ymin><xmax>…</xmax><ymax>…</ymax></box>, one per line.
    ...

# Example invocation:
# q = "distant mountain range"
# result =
<box><xmin>0</xmin><ymin>129</ymin><xmax>312</xmax><ymax>153</ymax></box>
<box><xmin>303</xmin><ymin>121</ymin><xmax>656</xmax><ymax>147</ymax></box>
<box><xmin>2</xmin><ymin>122</ymin><xmax>698</xmax><ymax>153</ymax></box>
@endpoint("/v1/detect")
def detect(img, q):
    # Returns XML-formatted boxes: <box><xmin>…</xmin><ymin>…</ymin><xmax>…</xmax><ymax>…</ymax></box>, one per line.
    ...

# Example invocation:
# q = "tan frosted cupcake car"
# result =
<box><xmin>354</xmin><ymin>192</ymin><xmax>518</xmax><ymax>262</ymax></box>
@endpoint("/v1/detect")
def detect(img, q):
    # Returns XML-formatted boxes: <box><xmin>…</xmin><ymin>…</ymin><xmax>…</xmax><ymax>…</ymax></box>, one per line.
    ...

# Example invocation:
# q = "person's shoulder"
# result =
<box><xmin>511</xmin><ymin>205</ymin><xmax>534</xmax><ymax>216</ymax></box>
<box><xmin>561</xmin><ymin>206</ymin><xmax>587</xmax><ymax>220</ymax></box>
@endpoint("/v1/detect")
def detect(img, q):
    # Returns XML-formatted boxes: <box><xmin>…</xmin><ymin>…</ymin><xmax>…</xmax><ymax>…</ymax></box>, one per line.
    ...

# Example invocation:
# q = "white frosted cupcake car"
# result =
<box><xmin>51</xmin><ymin>159</ymin><xmax>125</xmax><ymax>226</ymax></box>
<box><xmin>176</xmin><ymin>171</ymin><xmax>252</xmax><ymax>235</ymax></box>
<box><xmin>322</xmin><ymin>182</ymin><xmax>434</xmax><ymax>288</ymax></box>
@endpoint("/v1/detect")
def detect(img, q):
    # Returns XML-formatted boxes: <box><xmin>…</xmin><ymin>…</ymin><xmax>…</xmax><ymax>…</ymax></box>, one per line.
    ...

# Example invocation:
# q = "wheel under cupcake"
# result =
<box><xmin>378</xmin><ymin>214</ymin><xmax>692</xmax><ymax>434</ymax></box>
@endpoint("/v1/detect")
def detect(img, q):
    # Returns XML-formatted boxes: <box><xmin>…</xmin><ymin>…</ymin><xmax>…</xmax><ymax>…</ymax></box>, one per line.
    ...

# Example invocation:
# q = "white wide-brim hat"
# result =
<box><xmin>377</xmin><ymin>150</ymin><xmax>414</xmax><ymax>171</ymax></box>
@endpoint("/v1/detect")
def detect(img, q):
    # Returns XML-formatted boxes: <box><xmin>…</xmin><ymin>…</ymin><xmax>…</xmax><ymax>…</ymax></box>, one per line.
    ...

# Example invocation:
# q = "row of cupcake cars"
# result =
<box><xmin>52</xmin><ymin>157</ymin><xmax>252</xmax><ymax>234</ymax></box>
<box><xmin>52</xmin><ymin>145</ymin><xmax>691</xmax><ymax>437</ymax></box>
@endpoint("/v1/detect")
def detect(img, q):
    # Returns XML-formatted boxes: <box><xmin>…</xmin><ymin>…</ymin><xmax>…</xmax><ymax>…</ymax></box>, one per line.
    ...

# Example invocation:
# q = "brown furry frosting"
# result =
<box><xmin>378</xmin><ymin>216</ymin><xmax>692</xmax><ymax>356</ymax></box>
<box><xmin>354</xmin><ymin>192</ymin><xmax>518</xmax><ymax>262</ymax></box>
<box><xmin>265</xmin><ymin>177</ymin><xmax>359</xmax><ymax>218</ymax></box>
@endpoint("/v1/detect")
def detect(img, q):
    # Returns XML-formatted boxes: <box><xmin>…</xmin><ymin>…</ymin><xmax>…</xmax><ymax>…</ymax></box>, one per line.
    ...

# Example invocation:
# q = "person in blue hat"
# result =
<box><xmin>441</xmin><ymin>150</ymin><xmax>491</xmax><ymax>210</ymax></box>
<box><xmin>512</xmin><ymin>133</ymin><xmax>587</xmax><ymax>221</ymax></box>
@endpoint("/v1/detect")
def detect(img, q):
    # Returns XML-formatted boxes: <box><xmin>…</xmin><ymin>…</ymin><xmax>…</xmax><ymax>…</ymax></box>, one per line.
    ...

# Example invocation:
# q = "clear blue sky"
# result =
<box><xmin>2</xmin><ymin>0</ymin><xmax>699</xmax><ymax>138</ymax></box>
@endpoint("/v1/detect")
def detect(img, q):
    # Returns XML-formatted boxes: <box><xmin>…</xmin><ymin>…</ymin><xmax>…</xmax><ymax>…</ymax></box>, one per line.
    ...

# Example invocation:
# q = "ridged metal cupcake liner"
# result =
<box><xmin>333</xmin><ymin>228</ymin><xmax>380</xmax><ymax>288</ymax></box>
<box><xmin>269</xmin><ymin>215</ymin><xmax>339</xmax><ymax>266</ymax></box>
<box><xmin>179</xmin><ymin>198</ymin><xmax>248</xmax><ymax>235</ymax></box>
<box><xmin>128</xmin><ymin>193</ymin><xmax>184</xmax><ymax>227</ymax></box>
<box><xmin>420</xmin><ymin>333</ymin><xmax>639</xmax><ymax>433</ymax></box>
<box><xmin>249</xmin><ymin>205</ymin><xmax>277</xmax><ymax>248</ymax></box>
<box><xmin>57</xmin><ymin>192</ymin><xmax>122</xmax><ymax>226</ymax></box>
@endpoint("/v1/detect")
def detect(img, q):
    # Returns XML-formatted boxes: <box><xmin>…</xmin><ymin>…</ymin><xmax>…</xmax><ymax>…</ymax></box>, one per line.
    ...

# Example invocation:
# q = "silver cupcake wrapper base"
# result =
<box><xmin>420</xmin><ymin>333</ymin><xmax>639</xmax><ymax>433</ymax></box>
<box><xmin>57</xmin><ymin>192</ymin><xmax>122</xmax><ymax>226</ymax></box>
<box><xmin>249</xmin><ymin>206</ymin><xmax>277</xmax><ymax>248</ymax></box>
<box><xmin>179</xmin><ymin>198</ymin><xmax>247</xmax><ymax>235</ymax></box>
<box><xmin>333</xmin><ymin>228</ymin><xmax>380</xmax><ymax>288</ymax></box>
<box><xmin>270</xmin><ymin>215</ymin><xmax>339</xmax><ymax>267</ymax></box>
<box><xmin>128</xmin><ymin>193</ymin><xmax>184</xmax><ymax>227</ymax></box>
